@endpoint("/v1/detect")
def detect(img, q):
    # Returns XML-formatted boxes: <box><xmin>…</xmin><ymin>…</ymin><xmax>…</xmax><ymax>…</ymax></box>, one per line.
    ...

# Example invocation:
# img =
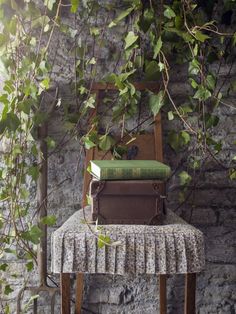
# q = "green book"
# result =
<box><xmin>90</xmin><ymin>160</ymin><xmax>171</xmax><ymax>180</ymax></box>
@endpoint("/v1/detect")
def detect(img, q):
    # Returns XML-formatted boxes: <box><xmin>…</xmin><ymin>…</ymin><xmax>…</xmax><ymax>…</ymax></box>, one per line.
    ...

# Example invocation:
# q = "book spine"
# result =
<box><xmin>100</xmin><ymin>167</ymin><xmax>169</xmax><ymax>180</ymax></box>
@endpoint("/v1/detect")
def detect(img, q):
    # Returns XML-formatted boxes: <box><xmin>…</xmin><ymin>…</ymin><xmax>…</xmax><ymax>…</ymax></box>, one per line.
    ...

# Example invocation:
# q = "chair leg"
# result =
<box><xmin>184</xmin><ymin>273</ymin><xmax>196</xmax><ymax>314</ymax></box>
<box><xmin>159</xmin><ymin>274</ymin><xmax>167</xmax><ymax>314</ymax></box>
<box><xmin>75</xmin><ymin>273</ymin><xmax>84</xmax><ymax>314</ymax></box>
<box><xmin>60</xmin><ymin>273</ymin><xmax>71</xmax><ymax>314</ymax></box>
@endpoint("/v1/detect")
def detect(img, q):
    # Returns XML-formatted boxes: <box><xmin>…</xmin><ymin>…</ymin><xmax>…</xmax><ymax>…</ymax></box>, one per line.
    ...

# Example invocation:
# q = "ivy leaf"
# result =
<box><xmin>229</xmin><ymin>169</ymin><xmax>236</xmax><ymax>180</ymax></box>
<box><xmin>189</xmin><ymin>59</ymin><xmax>200</xmax><ymax>75</ymax></box>
<box><xmin>194</xmin><ymin>31</ymin><xmax>210</xmax><ymax>42</ymax></box>
<box><xmin>139</xmin><ymin>8</ymin><xmax>154</xmax><ymax>32</ymax></box>
<box><xmin>98</xmin><ymin>234</ymin><xmax>111</xmax><ymax>248</ymax></box>
<box><xmin>124</xmin><ymin>31</ymin><xmax>138</xmax><ymax>50</ymax></box>
<box><xmin>168</xmin><ymin>111</ymin><xmax>174</xmax><ymax>120</ymax></box>
<box><xmin>153</xmin><ymin>37</ymin><xmax>162</xmax><ymax>58</ymax></box>
<box><xmin>179</xmin><ymin>171</ymin><xmax>192</xmax><ymax>186</ymax></box>
<box><xmin>28</xmin><ymin>166</ymin><xmax>39</xmax><ymax>181</ymax></box>
<box><xmin>44</xmin><ymin>0</ymin><xmax>56</xmax><ymax>10</ymax></box>
<box><xmin>82</xmin><ymin>136</ymin><xmax>96</xmax><ymax>149</ymax></box>
<box><xmin>98</xmin><ymin>134</ymin><xmax>115</xmax><ymax>151</ymax></box>
<box><xmin>193</xmin><ymin>86</ymin><xmax>211</xmax><ymax>101</ymax></box>
<box><xmin>70</xmin><ymin>0</ymin><xmax>79</xmax><ymax>13</ymax></box>
<box><xmin>206</xmin><ymin>74</ymin><xmax>216</xmax><ymax>91</ymax></box>
<box><xmin>109</xmin><ymin>7</ymin><xmax>133</xmax><ymax>28</ymax></box>
<box><xmin>84</xmin><ymin>96</ymin><xmax>96</xmax><ymax>108</ymax></box>
<box><xmin>41</xmin><ymin>215</ymin><xmax>56</xmax><ymax>226</ymax></box>
<box><xmin>144</xmin><ymin>60</ymin><xmax>160</xmax><ymax>80</ymax></box>
<box><xmin>18</xmin><ymin>99</ymin><xmax>34</xmax><ymax>114</ymax></box>
<box><xmin>21</xmin><ymin>225</ymin><xmax>43</xmax><ymax>245</ymax></box>
<box><xmin>168</xmin><ymin>130</ymin><xmax>190</xmax><ymax>152</ymax></box>
<box><xmin>0</xmin><ymin>263</ymin><xmax>8</xmax><ymax>271</ymax></box>
<box><xmin>189</xmin><ymin>78</ymin><xmax>198</xmax><ymax>89</ymax></box>
<box><xmin>46</xmin><ymin>137</ymin><xmax>56</xmax><ymax>149</ymax></box>
<box><xmin>26</xmin><ymin>261</ymin><xmax>34</xmax><ymax>272</ymax></box>
<box><xmin>164</xmin><ymin>6</ymin><xmax>176</xmax><ymax>19</ymax></box>
<box><xmin>90</xmin><ymin>27</ymin><xmax>100</xmax><ymax>36</ymax></box>
<box><xmin>4</xmin><ymin>285</ymin><xmax>13</xmax><ymax>296</ymax></box>
<box><xmin>204</xmin><ymin>114</ymin><xmax>219</xmax><ymax>129</ymax></box>
<box><xmin>6</xmin><ymin>112</ymin><xmax>21</xmax><ymax>132</ymax></box>
<box><xmin>149</xmin><ymin>91</ymin><xmax>165</xmax><ymax>116</ymax></box>
<box><xmin>40</xmin><ymin>77</ymin><xmax>50</xmax><ymax>90</ymax></box>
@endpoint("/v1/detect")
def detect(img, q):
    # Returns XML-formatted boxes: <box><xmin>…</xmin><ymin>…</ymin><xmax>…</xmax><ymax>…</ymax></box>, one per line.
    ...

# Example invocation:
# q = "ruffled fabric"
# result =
<box><xmin>51</xmin><ymin>206</ymin><xmax>205</xmax><ymax>275</ymax></box>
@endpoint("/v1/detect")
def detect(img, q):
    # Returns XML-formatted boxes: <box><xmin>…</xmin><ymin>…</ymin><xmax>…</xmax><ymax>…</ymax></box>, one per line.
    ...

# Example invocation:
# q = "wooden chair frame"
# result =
<box><xmin>60</xmin><ymin>82</ymin><xmax>196</xmax><ymax>314</ymax></box>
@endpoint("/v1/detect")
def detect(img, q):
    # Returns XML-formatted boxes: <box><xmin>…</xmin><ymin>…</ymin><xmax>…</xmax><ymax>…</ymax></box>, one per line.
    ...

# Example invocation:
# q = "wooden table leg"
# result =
<box><xmin>75</xmin><ymin>273</ymin><xmax>84</xmax><ymax>314</ymax></box>
<box><xmin>184</xmin><ymin>273</ymin><xmax>196</xmax><ymax>314</ymax></box>
<box><xmin>60</xmin><ymin>273</ymin><xmax>70</xmax><ymax>314</ymax></box>
<box><xmin>159</xmin><ymin>274</ymin><xmax>167</xmax><ymax>314</ymax></box>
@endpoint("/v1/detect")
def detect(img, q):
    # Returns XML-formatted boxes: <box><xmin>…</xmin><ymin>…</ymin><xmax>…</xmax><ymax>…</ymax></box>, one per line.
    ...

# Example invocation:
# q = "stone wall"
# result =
<box><xmin>1</xmin><ymin>1</ymin><xmax>236</xmax><ymax>313</ymax></box>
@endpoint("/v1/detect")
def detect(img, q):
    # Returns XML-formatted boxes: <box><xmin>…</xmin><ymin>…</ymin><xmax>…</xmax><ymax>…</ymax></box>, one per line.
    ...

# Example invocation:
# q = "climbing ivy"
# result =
<box><xmin>0</xmin><ymin>0</ymin><xmax>235</xmax><ymax>311</ymax></box>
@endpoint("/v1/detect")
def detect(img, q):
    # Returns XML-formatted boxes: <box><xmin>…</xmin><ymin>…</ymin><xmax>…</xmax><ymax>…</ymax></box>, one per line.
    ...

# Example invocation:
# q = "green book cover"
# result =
<box><xmin>90</xmin><ymin>160</ymin><xmax>171</xmax><ymax>180</ymax></box>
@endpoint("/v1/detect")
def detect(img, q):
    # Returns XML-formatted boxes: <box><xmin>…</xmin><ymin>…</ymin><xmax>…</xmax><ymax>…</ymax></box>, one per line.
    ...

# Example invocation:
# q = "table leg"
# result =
<box><xmin>184</xmin><ymin>273</ymin><xmax>196</xmax><ymax>314</ymax></box>
<box><xmin>75</xmin><ymin>273</ymin><xmax>84</xmax><ymax>314</ymax></box>
<box><xmin>159</xmin><ymin>274</ymin><xmax>167</xmax><ymax>314</ymax></box>
<box><xmin>60</xmin><ymin>273</ymin><xmax>70</xmax><ymax>314</ymax></box>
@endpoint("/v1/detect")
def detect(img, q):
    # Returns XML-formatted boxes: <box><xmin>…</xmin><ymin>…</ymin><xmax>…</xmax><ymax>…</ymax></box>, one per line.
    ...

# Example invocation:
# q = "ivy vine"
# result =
<box><xmin>0</xmin><ymin>0</ymin><xmax>235</xmax><ymax>312</ymax></box>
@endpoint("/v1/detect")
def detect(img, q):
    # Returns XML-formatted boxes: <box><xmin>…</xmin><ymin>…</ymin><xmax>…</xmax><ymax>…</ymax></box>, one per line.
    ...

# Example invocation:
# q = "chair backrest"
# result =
<box><xmin>82</xmin><ymin>83</ymin><xmax>163</xmax><ymax>206</ymax></box>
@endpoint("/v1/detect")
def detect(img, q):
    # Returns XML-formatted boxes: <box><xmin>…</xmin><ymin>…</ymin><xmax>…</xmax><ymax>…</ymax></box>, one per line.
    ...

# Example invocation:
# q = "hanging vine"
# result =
<box><xmin>0</xmin><ymin>0</ymin><xmax>235</xmax><ymax>311</ymax></box>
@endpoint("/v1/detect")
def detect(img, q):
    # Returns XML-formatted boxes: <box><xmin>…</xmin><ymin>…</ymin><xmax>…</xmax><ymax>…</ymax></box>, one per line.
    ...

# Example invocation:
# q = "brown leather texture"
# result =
<box><xmin>90</xmin><ymin>180</ymin><xmax>165</xmax><ymax>225</ymax></box>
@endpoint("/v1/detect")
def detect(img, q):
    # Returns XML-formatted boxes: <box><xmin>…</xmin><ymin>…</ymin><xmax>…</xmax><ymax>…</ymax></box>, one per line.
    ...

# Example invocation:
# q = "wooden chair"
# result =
<box><xmin>59</xmin><ymin>83</ymin><xmax>197</xmax><ymax>314</ymax></box>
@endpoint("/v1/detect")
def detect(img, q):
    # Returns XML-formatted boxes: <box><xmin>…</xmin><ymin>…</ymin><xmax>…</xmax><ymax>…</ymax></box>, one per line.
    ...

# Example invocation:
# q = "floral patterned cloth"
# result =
<box><xmin>51</xmin><ymin>206</ymin><xmax>205</xmax><ymax>275</ymax></box>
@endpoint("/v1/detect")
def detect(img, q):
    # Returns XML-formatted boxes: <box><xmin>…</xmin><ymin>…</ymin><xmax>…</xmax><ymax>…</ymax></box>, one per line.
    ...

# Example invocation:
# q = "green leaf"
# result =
<box><xmin>44</xmin><ymin>0</ymin><xmax>56</xmax><ymax>10</ymax></box>
<box><xmin>189</xmin><ymin>59</ymin><xmax>200</xmax><ymax>75</ymax></box>
<box><xmin>41</xmin><ymin>215</ymin><xmax>56</xmax><ymax>226</ymax></box>
<box><xmin>40</xmin><ymin>77</ymin><xmax>50</xmax><ymax>90</ymax></box>
<box><xmin>149</xmin><ymin>91</ymin><xmax>165</xmax><ymax>116</ymax></box>
<box><xmin>18</xmin><ymin>99</ymin><xmax>34</xmax><ymax>114</ymax></box>
<box><xmin>4</xmin><ymin>285</ymin><xmax>13</xmax><ymax>295</ymax></box>
<box><xmin>193</xmin><ymin>86</ymin><xmax>211</xmax><ymax>101</ymax></box>
<box><xmin>164</xmin><ymin>6</ymin><xmax>176</xmax><ymax>19</ymax></box>
<box><xmin>194</xmin><ymin>31</ymin><xmax>210</xmax><ymax>42</ymax></box>
<box><xmin>168</xmin><ymin>130</ymin><xmax>190</xmax><ymax>152</ymax></box>
<box><xmin>108</xmin><ymin>7</ymin><xmax>133</xmax><ymax>28</ymax></box>
<box><xmin>153</xmin><ymin>37</ymin><xmax>162</xmax><ymax>58</ymax></box>
<box><xmin>70</xmin><ymin>0</ymin><xmax>79</xmax><ymax>13</ymax></box>
<box><xmin>46</xmin><ymin>137</ymin><xmax>56</xmax><ymax>149</ymax></box>
<box><xmin>82</xmin><ymin>136</ymin><xmax>96</xmax><ymax>149</ymax></box>
<box><xmin>179</xmin><ymin>171</ymin><xmax>192</xmax><ymax>186</ymax></box>
<box><xmin>98</xmin><ymin>134</ymin><xmax>115</xmax><ymax>151</ymax></box>
<box><xmin>229</xmin><ymin>169</ymin><xmax>236</xmax><ymax>180</ymax></box>
<box><xmin>28</xmin><ymin>166</ymin><xmax>39</xmax><ymax>181</ymax></box>
<box><xmin>158</xmin><ymin>62</ymin><xmax>165</xmax><ymax>72</ymax></box>
<box><xmin>204</xmin><ymin>114</ymin><xmax>219</xmax><ymax>129</ymax></box>
<box><xmin>5</xmin><ymin>112</ymin><xmax>21</xmax><ymax>132</ymax></box>
<box><xmin>180</xmin><ymin>131</ymin><xmax>190</xmax><ymax>145</ymax></box>
<box><xmin>0</xmin><ymin>263</ymin><xmax>8</xmax><ymax>271</ymax></box>
<box><xmin>168</xmin><ymin>111</ymin><xmax>174</xmax><ymax>120</ymax></box>
<box><xmin>144</xmin><ymin>60</ymin><xmax>160</xmax><ymax>80</ymax></box>
<box><xmin>21</xmin><ymin>225</ymin><xmax>43</xmax><ymax>245</ymax></box>
<box><xmin>26</xmin><ymin>261</ymin><xmax>34</xmax><ymax>272</ymax></box>
<box><xmin>124</xmin><ymin>31</ymin><xmax>138</xmax><ymax>50</ymax></box>
<box><xmin>206</xmin><ymin>74</ymin><xmax>216</xmax><ymax>90</ymax></box>
<box><xmin>98</xmin><ymin>234</ymin><xmax>111</xmax><ymax>248</ymax></box>
<box><xmin>90</xmin><ymin>27</ymin><xmax>100</xmax><ymax>36</ymax></box>
<box><xmin>84</xmin><ymin>95</ymin><xmax>96</xmax><ymax>108</ymax></box>
<box><xmin>189</xmin><ymin>78</ymin><xmax>198</xmax><ymax>89</ymax></box>
<box><xmin>139</xmin><ymin>8</ymin><xmax>154</xmax><ymax>32</ymax></box>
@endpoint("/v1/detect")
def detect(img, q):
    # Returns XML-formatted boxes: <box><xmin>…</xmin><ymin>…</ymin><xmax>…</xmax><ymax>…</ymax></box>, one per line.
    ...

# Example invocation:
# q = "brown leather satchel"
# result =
<box><xmin>90</xmin><ymin>180</ymin><xmax>166</xmax><ymax>225</ymax></box>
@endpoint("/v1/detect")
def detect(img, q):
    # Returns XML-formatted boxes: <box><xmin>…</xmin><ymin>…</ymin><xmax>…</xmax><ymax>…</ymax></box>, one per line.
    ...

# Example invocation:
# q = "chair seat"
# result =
<box><xmin>51</xmin><ymin>206</ymin><xmax>205</xmax><ymax>275</ymax></box>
